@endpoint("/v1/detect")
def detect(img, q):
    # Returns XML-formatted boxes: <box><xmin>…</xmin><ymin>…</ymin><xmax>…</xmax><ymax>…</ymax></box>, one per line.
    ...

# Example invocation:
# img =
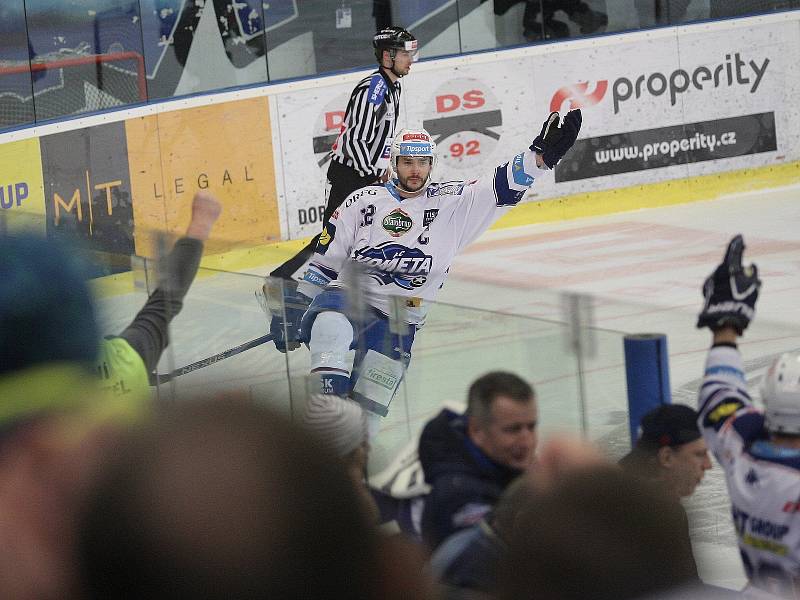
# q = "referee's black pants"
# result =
<box><xmin>270</xmin><ymin>159</ymin><xmax>379</xmax><ymax>280</ymax></box>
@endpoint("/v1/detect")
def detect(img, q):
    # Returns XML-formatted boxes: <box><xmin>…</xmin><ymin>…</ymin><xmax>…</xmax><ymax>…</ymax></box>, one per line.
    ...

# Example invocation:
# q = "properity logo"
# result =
<box><xmin>549</xmin><ymin>81</ymin><xmax>608</xmax><ymax>114</ymax></box>
<box><xmin>550</xmin><ymin>52</ymin><xmax>770</xmax><ymax>115</ymax></box>
<box><xmin>423</xmin><ymin>78</ymin><xmax>502</xmax><ymax>170</ymax></box>
<box><xmin>611</xmin><ymin>53</ymin><xmax>769</xmax><ymax>113</ymax></box>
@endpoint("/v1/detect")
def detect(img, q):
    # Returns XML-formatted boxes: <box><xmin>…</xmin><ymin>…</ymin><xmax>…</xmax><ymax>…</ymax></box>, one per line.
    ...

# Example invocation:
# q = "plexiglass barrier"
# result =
<box><xmin>85</xmin><ymin>233</ymin><xmax>800</xmax><ymax>426</ymax></box>
<box><xmin>1</xmin><ymin>0</ymin><xmax>797</xmax><ymax>131</ymax></box>
<box><xmin>6</xmin><ymin>213</ymin><xmax>799</xmax><ymax>473</ymax></box>
<box><xmin>85</xmin><ymin>232</ymin><xmax>627</xmax><ymax>474</ymax></box>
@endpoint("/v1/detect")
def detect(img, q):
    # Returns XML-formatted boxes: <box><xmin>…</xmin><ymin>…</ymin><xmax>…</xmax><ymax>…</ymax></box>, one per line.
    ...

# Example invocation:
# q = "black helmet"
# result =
<box><xmin>373</xmin><ymin>26</ymin><xmax>418</xmax><ymax>63</ymax></box>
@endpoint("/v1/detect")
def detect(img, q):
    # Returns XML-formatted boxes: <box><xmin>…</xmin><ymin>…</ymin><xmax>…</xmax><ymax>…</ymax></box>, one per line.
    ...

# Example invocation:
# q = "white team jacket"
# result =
<box><xmin>297</xmin><ymin>150</ymin><xmax>548</xmax><ymax>325</ymax></box>
<box><xmin>699</xmin><ymin>344</ymin><xmax>800</xmax><ymax>597</ymax></box>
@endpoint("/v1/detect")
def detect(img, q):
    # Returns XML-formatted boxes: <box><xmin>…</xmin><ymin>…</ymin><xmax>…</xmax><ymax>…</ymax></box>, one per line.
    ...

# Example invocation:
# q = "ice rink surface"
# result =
<box><xmin>96</xmin><ymin>183</ymin><xmax>800</xmax><ymax>590</ymax></box>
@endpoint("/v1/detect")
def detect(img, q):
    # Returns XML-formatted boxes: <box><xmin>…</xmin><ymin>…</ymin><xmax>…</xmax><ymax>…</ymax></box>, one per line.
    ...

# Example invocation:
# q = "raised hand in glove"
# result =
<box><xmin>697</xmin><ymin>234</ymin><xmax>760</xmax><ymax>335</ymax></box>
<box><xmin>530</xmin><ymin>109</ymin><xmax>582</xmax><ymax>169</ymax></box>
<box><xmin>261</xmin><ymin>279</ymin><xmax>312</xmax><ymax>352</ymax></box>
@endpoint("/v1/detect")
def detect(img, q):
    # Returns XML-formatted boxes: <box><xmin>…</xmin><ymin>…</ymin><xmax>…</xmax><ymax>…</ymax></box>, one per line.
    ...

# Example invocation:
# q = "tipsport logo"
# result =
<box><xmin>550</xmin><ymin>52</ymin><xmax>769</xmax><ymax>115</ymax></box>
<box><xmin>422</xmin><ymin>78</ymin><xmax>502</xmax><ymax>170</ymax></box>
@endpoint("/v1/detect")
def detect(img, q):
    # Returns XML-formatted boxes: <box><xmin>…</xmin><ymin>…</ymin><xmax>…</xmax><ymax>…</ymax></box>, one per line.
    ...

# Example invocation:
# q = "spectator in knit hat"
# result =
<box><xmin>301</xmin><ymin>394</ymin><xmax>437</xmax><ymax>600</ymax></box>
<box><xmin>0</xmin><ymin>233</ymin><xmax>144</xmax><ymax>600</ymax></box>
<box><xmin>302</xmin><ymin>394</ymin><xmax>377</xmax><ymax>523</ymax></box>
<box><xmin>0</xmin><ymin>190</ymin><xmax>221</xmax><ymax>410</ymax></box>
<box><xmin>619</xmin><ymin>404</ymin><xmax>712</xmax><ymax>499</ymax></box>
<box><xmin>0</xmin><ymin>191</ymin><xmax>220</xmax><ymax>599</ymax></box>
<box><xmin>618</xmin><ymin>404</ymin><xmax>718</xmax><ymax>587</ymax></box>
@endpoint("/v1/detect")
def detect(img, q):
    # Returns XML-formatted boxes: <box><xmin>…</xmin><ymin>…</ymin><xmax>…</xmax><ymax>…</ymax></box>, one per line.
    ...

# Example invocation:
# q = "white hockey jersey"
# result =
<box><xmin>297</xmin><ymin>151</ymin><xmax>548</xmax><ymax>325</ymax></box>
<box><xmin>699</xmin><ymin>344</ymin><xmax>800</xmax><ymax>598</ymax></box>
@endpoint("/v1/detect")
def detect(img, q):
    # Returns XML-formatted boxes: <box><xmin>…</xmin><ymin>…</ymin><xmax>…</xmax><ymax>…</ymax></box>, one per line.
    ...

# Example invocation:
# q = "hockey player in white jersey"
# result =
<box><xmin>697</xmin><ymin>235</ymin><xmax>800</xmax><ymax>598</ymax></box>
<box><xmin>266</xmin><ymin>109</ymin><xmax>581</xmax><ymax>418</ymax></box>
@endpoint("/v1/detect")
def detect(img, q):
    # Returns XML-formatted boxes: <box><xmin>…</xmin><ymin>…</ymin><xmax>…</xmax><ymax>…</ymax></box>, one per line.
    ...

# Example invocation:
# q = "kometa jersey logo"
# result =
<box><xmin>353</xmin><ymin>242</ymin><xmax>432</xmax><ymax>290</ymax></box>
<box><xmin>382</xmin><ymin>208</ymin><xmax>413</xmax><ymax>237</ymax></box>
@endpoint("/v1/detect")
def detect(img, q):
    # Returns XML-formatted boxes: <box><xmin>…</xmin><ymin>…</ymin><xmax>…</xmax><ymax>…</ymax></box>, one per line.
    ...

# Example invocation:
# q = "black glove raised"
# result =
<box><xmin>697</xmin><ymin>234</ymin><xmax>760</xmax><ymax>334</ymax></box>
<box><xmin>529</xmin><ymin>109</ymin><xmax>582</xmax><ymax>169</ymax></box>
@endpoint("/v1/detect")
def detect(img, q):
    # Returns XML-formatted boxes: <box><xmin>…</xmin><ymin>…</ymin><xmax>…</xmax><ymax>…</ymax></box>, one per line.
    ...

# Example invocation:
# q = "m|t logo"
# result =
<box><xmin>550</xmin><ymin>81</ymin><xmax>608</xmax><ymax>114</ymax></box>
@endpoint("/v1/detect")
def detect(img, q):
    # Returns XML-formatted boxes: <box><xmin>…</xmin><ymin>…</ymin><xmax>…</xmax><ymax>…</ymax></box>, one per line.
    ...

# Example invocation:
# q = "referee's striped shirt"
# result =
<box><xmin>331</xmin><ymin>69</ymin><xmax>401</xmax><ymax>178</ymax></box>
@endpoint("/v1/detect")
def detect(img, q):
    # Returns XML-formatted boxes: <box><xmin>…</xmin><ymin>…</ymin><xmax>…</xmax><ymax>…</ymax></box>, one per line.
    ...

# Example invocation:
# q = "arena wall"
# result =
<box><xmin>0</xmin><ymin>11</ymin><xmax>797</xmax><ymax>267</ymax></box>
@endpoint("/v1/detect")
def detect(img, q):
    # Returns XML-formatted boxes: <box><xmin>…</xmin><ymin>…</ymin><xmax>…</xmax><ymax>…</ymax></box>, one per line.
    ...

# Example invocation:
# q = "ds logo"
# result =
<box><xmin>313</xmin><ymin>91</ymin><xmax>351</xmax><ymax>170</ymax></box>
<box><xmin>424</xmin><ymin>78</ymin><xmax>502</xmax><ymax>170</ymax></box>
<box><xmin>325</xmin><ymin>111</ymin><xmax>345</xmax><ymax>132</ymax></box>
<box><xmin>549</xmin><ymin>81</ymin><xmax>608</xmax><ymax>114</ymax></box>
<box><xmin>435</xmin><ymin>90</ymin><xmax>485</xmax><ymax>113</ymax></box>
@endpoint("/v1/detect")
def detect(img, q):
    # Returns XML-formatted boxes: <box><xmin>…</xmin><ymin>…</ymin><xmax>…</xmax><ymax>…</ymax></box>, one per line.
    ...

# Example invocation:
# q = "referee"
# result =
<box><xmin>271</xmin><ymin>25</ymin><xmax>418</xmax><ymax>280</ymax></box>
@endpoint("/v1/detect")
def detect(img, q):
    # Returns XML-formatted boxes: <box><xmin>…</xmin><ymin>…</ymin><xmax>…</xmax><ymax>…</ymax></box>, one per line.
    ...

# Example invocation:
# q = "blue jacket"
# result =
<box><xmin>428</xmin><ymin>520</ymin><xmax>503</xmax><ymax>595</ymax></box>
<box><xmin>419</xmin><ymin>409</ymin><xmax>522</xmax><ymax>549</ymax></box>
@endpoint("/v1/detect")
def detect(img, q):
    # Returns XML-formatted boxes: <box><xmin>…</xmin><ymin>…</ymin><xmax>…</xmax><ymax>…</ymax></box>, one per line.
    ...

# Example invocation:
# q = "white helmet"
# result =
<box><xmin>389</xmin><ymin>128</ymin><xmax>436</xmax><ymax>192</ymax></box>
<box><xmin>761</xmin><ymin>352</ymin><xmax>800</xmax><ymax>435</ymax></box>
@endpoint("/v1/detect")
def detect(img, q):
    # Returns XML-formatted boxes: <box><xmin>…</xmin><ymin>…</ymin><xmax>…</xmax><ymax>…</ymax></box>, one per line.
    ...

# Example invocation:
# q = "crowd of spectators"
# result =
<box><xmin>1</xmin><ymin>195</ymin><xmax>797</xmax><ymax>600</ymax></box>
<box><xmin>485</xmin><ymin>0</ymin><xmax>797</xmax><ymax>44</ymax></box>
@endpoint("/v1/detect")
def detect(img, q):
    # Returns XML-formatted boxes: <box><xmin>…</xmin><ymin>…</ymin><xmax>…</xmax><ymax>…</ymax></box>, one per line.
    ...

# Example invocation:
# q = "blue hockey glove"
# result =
<box><xmin>697</xmin><ymin>234</ymin><xmax>760</xmax><ymax>335</ymax></box>
<box><xmin>262</xmin><ymin>279</ymin><xmax>312</xmax><ymax>353</ymax></box>
<box><xmin>530</xmin><ymin>109</ymin><xmax>582</xmax><ymax>169</ymax></box>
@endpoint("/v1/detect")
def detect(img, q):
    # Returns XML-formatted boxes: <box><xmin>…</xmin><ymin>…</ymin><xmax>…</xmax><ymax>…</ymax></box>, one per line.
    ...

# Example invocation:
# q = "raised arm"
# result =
<box><xmin>454</xmin><ymin>109</ymin><xmax>582</xmax><ymax>252</ymax></box>
<box><xmin>695</xmin><ymin>235</ymin><xmax>761</xmax><ymax>460</ymax></box>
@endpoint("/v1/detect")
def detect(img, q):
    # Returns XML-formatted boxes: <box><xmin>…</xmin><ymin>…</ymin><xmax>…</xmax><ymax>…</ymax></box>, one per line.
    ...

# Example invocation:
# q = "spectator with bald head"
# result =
<box><xmin>499</xmin><ymin>466</ymin><xmax>701</xmax><ymax>600</ymax></box>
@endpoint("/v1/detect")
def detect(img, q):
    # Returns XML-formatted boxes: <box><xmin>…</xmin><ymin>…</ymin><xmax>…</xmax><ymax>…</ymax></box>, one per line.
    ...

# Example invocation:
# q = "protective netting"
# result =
<box><xmin>0</xmin><ymin>52</ymin><xmax>146</xmax><ymax>128</ymax></box>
